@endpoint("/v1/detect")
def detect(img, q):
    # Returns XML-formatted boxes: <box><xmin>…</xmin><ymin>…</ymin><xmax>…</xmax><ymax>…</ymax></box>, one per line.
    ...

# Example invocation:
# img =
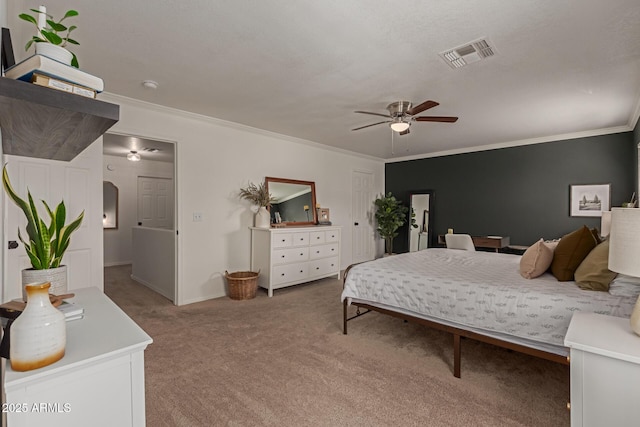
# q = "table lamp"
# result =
<box><xmin>608</xmin><ymin>208</ymin><xmax>640</xmax><ymax>335</ymax></box>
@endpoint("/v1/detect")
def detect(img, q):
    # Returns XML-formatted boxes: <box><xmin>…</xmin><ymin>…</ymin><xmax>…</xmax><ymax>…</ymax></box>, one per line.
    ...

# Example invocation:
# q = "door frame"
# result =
<box><xmin>103</xmin><ymin>130</ymin><xmax>180</xmax><ymax>305</ymax></box>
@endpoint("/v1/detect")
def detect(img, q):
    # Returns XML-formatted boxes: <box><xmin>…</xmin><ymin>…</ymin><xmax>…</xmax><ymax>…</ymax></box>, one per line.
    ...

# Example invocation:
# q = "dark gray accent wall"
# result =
<box><xmin>386</xmin><ymin>132</ymin><xmax>636</xmax><ymax>252</ymax></box>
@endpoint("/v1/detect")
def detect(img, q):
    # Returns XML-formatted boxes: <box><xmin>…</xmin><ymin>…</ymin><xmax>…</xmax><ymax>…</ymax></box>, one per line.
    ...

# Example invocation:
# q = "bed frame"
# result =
<box><xmin>342</xmin><ymin>264</ymin><xmax>570</xmax><ymax>378</ymax></box>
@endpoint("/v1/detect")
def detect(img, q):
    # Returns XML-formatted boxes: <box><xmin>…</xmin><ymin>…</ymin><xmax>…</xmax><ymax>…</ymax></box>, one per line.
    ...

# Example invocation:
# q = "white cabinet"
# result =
<box><xmin>564</xmin><ymin>312</ymin><xmax>640</xmax><ymax>427</ymax></box>
<box><xmin>3</xmin><ymin>287</ymin><xmax>152</xmax><ymax>427</ymax></box>
<box><xmin>251</xmin><ymin>226</ymin><xmax>341</xmax><ymax>297</ymax></box>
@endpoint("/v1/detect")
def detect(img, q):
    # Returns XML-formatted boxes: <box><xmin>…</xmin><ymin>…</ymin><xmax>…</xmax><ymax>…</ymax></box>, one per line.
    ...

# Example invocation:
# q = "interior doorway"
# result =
<box><xmin>102</xmin><ymin>133</ymin><xmax>177</xmax><ymax>303</ymax></box>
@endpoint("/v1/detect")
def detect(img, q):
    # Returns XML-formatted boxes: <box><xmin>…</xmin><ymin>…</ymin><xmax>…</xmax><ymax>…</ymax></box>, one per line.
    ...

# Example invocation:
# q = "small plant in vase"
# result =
<box><xmin>19</xmin><ymin>7</ymin><xmax>80</xmax><ymax>67</ymax></box>
<box><xmin>2</xmin><ymin>165</ymin><xmax>84</xmax><ymax>297</ymax></box>
<box><xmin>374</xmin><ymin>192</ymin><xmax>409</xmax><ymax>255</ymax></box>
<box><xmin>239</xmin><ymin>181</ymin><xmax>275</xmax><ymax>228</ymax></box>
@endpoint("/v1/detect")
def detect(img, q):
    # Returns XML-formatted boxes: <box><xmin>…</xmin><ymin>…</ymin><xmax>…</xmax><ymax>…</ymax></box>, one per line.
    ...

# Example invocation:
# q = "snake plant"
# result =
<box><xmin>2</xmin><ymin>165</ymin><xmax>84</xmax><ymax>270</ymax></box>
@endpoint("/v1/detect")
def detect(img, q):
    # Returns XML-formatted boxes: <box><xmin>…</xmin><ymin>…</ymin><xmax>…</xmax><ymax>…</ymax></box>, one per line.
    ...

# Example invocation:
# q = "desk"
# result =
<box><xmin>3</xmin><ymin>287</ymin><xmax>153</xmax><ymax>427</ymax></box>
<box><xmin>438</xmin><ymin>235</ymin><xmax>510</xmax><ymax>252</ymax></box>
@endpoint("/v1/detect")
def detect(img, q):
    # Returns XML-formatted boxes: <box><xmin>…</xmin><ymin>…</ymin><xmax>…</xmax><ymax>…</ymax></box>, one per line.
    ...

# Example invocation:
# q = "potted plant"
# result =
<box><xmin>19</xmin><ymin>7</ymin><xmax>80</xmax><ymax>67</ymax></box>
<box><xmin>239</xmin><ymin>181</ymin><xmax>275</xmax><ymax>228</ymax></box>
<box><xmin>2</xmin><ymin>165</ymin><xmax>84</xmax><ymax>297</ymax></box>
<box><xmin>374</xmin><ymin>192</ymin><xmax>409</xmax><ymax>255</ymax></box>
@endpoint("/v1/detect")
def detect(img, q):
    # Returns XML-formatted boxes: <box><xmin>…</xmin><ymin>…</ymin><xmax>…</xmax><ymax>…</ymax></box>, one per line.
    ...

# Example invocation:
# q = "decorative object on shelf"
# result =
<box><xmin>622</xmin><ymin>192</ymin><xmax>637</xmax><ymax>208</ymax></box>
<box><xmin>19</xmin><ymin>6</ymin><xmax>79</xmax><ymax>67</ymax></box>
<box><xmin>569</xmin><ymin>183</ymin><xmax>611</xmax><ymax>217</ymax></box>
<box><xmin>10</xmin><ymin>282</ymin><xmax>66</xmax><ymax>371</ymax></box>
<box><xmin>2</xmin><ymin>164</ymin><xmax>84</xmax><ymax>296</ymax></box>
<box><xmin>374</xmin><ymin>192</ymin><xmax>409</xmax><ymax>255</ymax></box>
<box><xmin>317</xmin><ymin>208</ymin><xmax>331</xmax><ymax>225</ymax></box>
<box><xmin>607</xmin><ymin>207</ymin><xmax>640</xmax><ymax>335</ymax></box>
<box><xmin>239</xmin><ymin>181</ymin><xmax>275</xmax><ymax>229</ymax></box>
<box><xmin>225</xmin><ymin>270</ymin><xmax>259</xmax><ymax>300</ymax></box>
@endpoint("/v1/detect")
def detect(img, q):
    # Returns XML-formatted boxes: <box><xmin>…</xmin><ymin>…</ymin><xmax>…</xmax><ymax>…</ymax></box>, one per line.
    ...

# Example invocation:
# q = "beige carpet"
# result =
<box><xmin>104</xmin><ymin>265</ymin><xmax>570</xmax><ymax>427</ymax></box>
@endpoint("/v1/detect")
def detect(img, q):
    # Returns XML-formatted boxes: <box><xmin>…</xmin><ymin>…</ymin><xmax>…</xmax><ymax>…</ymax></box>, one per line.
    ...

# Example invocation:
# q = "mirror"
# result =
<box><xmin>103</xmin><ymin>181</ymin><xmax>118</xmax><ymax>229</ymax></box>
<box><xmin>265</xmin><ymin>177</ymin><xmax>317</xmax><ymax>226</ymax></box>
<box><xmin>409</xmin><ymin>191</ymin><xmax>433</xmax><ymax>251</ymax></box>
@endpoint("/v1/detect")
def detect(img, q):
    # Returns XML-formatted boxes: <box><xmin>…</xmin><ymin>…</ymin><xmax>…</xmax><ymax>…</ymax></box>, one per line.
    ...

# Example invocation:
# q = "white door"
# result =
<box><xmin>137</xmin><ymin>176</ymin><xmax>173</xmax><ymax>228</ymax></box>
<box><xmin>3</xmin><ymin>141</ymin><xmax>103</xmax><ymax>302</ymax></box>
<box><xmin>352</xmin><ymin>170</ymin><xmax>375</xmax><ymax>264</ymax></box>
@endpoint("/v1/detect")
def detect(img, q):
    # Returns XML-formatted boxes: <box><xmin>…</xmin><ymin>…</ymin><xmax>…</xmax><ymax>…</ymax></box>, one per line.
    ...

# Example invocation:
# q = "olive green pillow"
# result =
<box><xmin>575</xmin><ymin>240</ymin><xmax>617</xmax><ymax>291</ymax></box>
<box><xmin>550</xmin><ymin>225</ymin><xmax>598</xmax><ymax>281</ymax></box>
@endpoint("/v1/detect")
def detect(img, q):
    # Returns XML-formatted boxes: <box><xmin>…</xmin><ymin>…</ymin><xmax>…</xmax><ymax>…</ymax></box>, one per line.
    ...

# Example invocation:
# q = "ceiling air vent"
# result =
<box><xmin>440</xmin><ymin>38</ymin><xmax>496</xmax><ymax>69</ymax></box>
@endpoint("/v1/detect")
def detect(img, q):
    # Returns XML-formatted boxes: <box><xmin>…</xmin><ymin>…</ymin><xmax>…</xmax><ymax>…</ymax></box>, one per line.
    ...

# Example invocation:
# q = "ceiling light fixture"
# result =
<box><xmin>142</xmin><ymin>80</ymin><xmax>159</xmax><ymax>89</ymax></box>
<box><xmin>389</xmin><ymin>121</ymin><xmax>410</xmax><ymax>133</ymax></box>
<box><xmin>127</xmin><ymin>150</ymin><xmax>141</xmax><ymax>161</ymax></box>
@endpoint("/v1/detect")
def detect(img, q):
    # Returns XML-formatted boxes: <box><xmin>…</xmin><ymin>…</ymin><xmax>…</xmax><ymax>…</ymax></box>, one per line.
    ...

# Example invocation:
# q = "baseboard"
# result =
<box><xmin>104</xmin><ymin>261</ymin><xmax>131</xmax><ymax>267</ymax></box>
<box><xmin>130</xmin><ymin>274</ymin><xmax>174</xmax><ymax>301</ymax></box>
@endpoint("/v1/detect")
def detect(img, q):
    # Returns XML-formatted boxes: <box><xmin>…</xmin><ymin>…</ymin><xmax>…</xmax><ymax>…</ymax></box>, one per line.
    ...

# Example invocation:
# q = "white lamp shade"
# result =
<box><xmin>608</xmin><ymin>208</ymin><xmax>640</xmax><ymax>277</ymax></box>
<box><xmin>600</xmin><ymin>210</ymin><xmax>612</xmax><ymax>237</ymax></box>
<box><xmin>389</xmin><ymin>122</ymin><xmax>410</xmax><ymax>132</ymax></box>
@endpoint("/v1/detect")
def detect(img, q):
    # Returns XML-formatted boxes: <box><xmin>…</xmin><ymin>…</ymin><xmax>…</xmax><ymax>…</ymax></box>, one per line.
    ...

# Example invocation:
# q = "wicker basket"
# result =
<box><xmin>225</xmin><ymin>270</ymin><xmax>259</xmax><ymax>300</ymax></box>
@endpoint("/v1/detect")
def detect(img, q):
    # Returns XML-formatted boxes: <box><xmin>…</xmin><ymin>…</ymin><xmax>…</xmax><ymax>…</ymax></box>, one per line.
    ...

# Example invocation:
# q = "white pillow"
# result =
<box><xmin>608</xmin><ymin>274</ymin><xmax>640</xmax><ymax>298</ymax></box>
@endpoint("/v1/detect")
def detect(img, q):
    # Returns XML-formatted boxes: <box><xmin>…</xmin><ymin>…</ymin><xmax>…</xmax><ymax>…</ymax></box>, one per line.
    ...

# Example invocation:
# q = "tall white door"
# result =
<box><xmin>352</xmin><ymin>170</ymin><xmax>375</xmax><ymax>264</ymax></box>
<box><xmin>3</xmin><ymin>141</ymin><xmax>103</xmax><ymax>302</ymax></box>
<box><xmin>137</xmin><ymin>176</ymin><xmax>174</xmax><ymax>228</ymax></box>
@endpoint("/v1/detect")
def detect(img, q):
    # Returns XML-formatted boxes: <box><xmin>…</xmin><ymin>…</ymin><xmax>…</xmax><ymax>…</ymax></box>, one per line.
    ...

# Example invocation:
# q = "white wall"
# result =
<box><xmin>99</xmin><ymin>93</ymin><xmax>385</xmax><ymax>305</ymax></box>
<box><xmin>103</xmin><ymin>154</ymin><xmax>174</xmax><ymax>266</ymax></box>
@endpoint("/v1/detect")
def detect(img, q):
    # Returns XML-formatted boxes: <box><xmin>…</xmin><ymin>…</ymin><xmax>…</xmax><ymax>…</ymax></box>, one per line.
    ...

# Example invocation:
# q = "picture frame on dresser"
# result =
<box><xmin>570</xmin><ymin>183</ymin><xmax>610</xmax><ymax>217</ymax></box>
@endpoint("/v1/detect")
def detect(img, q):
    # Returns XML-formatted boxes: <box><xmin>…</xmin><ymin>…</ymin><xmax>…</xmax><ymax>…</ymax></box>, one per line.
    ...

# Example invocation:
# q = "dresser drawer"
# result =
<box><xmin>272</xmin><ymin>262</ymin><xmax>308</xmax><ymax>285</ymax></box>
<box><xmin>273</xmin><ymin>247</ymin><xmax>309</xmax><ymax>265</ymax></box>
<box><xmin>309</xmin><ymin>231</ymin><xmax>326</xmax><ymax>245</ymax></box>
<box><xmin>309</xmin><ymin>256</ymin><xmax>339</xmax><ymax>277</ymax></box>
<box><xmin>325</xmin><ymin>230</ymin><xmax>340</xmax><ymax>242</ymax></box>
<box><xmin>309</xmin><ymin>242</ymin><xmax>339</xmax><ymax>259</ymax></box>
<box><xmin>272</xmin><ymin>232</ymin><xmax>309</xmax><ymax>248</ymax></box>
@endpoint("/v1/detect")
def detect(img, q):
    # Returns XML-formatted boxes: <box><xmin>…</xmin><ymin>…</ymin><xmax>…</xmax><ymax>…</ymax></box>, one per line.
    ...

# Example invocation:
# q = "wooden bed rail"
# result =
<box><xmin>342</xmin><ymin>263</ymin><xmax>570</xmax><ymax>378</ymax></box>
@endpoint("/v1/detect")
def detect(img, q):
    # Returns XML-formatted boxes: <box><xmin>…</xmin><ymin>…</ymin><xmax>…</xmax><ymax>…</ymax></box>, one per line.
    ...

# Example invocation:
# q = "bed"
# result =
<box><xmin>341</xmin><ymin>248</ymin><xmax>636</xmax><ymax>377</ymax></box>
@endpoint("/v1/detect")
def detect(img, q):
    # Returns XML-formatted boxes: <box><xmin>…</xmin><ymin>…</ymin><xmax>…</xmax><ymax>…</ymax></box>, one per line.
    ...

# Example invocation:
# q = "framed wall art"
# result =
<box><xmin>570</xmin><ymin>184</ymin><xmax>610</xmax><ymax>217</ymax></box>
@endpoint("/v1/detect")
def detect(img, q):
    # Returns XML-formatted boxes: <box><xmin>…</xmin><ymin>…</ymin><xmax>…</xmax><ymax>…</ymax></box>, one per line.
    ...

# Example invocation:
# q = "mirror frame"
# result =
<box><xmin>265</xmin><ymin>177</ymin><xmax>317</xmax><ymax>226</ymax></box>
<box><xmin>409</xmin><ymin>190</ymin><xmax>434</xmax><ymax>251</ymax></box>
<box><xmin>103</xmin><ymin>181</ymin><xmax>119</xmax><ymax>229</ymax></box>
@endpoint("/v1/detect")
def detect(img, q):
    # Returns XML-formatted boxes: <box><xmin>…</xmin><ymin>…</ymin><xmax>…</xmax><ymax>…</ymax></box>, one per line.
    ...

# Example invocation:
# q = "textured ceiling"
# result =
<box><xmin>7</xmin><ymin>1</ymin><xmax>640</xmax><ymax>160</ymax></box>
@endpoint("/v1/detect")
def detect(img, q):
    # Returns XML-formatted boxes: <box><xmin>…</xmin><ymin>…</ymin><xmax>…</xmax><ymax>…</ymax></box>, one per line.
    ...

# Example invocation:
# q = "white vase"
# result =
<box><xmin>630</xmin><ymin>296</ymin><xmax>640</xmax><ymax>336</ymax></box>
<box><xmin>255</xmin><ymin>206</ymin><xmax>271</xmax><ymax>228</ymax></box>
<box><xmin>35</xmin><ymin>43</ymin><xmax>73</xmax><ymax>65</ymax></box>
<box><xmin>10</xmin><ymin>282</ymin><xmax>66</xmax><ymax>372</ymax></box>
<box><xmin>22</xmin><ymin>265</ymin><xmax>67</xmax><ymax>300</ymax></box>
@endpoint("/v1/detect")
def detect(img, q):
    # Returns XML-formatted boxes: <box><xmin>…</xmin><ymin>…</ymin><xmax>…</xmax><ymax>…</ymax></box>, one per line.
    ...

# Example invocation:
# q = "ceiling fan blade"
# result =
<box><xmin>354</xmin><ymin>111</ymin><xmax>390</xmax><ymax>119</ymax></box>
<box><xmin>399</xmin><ymin>128</ymin><xmax>410</xmax><ymax>136</ymax></box>
<box><xmin>414</xmin><ymin>116</ymin><xmax>459</xmax><ymax>123</ymax></box>
<box><xmin>351</xmin><ymin>121</ymin><xmax>391</xmax><ymax>131</ymax></box>
<box><xmin>407</xmin><ymin>100</ymin><xmax>439</xmax><ymax>116</ymax></box>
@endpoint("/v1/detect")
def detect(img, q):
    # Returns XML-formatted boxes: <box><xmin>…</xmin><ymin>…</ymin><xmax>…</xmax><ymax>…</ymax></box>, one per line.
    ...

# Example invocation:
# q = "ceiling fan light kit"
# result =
<box><xmin>127</xmin><ymin>150</ymin><xmax>141</xmax><ymax>161</ymax></box>
<box><xmin>352</xmin><ymin>100</ymin><xmax>458</xmax><ymax>135</ymax></box>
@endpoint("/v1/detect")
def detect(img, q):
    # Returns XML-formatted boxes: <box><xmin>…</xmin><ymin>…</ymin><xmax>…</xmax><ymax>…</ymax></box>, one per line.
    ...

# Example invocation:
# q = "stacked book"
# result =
<box><xmin>0</xmin><ymin>298</ymin><xmax>84</xmax><ymax>322</ymax></box>
<box><xmin>3</xmin><ymin>54</ymin><xmax>104</xmax><ymax>99</ymax></box>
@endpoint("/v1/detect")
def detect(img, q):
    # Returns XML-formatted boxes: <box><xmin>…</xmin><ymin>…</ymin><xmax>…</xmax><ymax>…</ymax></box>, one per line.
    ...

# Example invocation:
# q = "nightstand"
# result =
<box><xmin>564</xmin><ymin>312</ymin><xmax>640</xmax><ymax>427</ymax></box>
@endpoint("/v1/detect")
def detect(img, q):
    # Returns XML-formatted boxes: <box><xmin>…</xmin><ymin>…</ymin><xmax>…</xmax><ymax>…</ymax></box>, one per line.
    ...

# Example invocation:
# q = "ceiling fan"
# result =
<box><xmin>352</xmin><ymin>100</ymin><xmax>458</xmax><ymax>135</ymax></box>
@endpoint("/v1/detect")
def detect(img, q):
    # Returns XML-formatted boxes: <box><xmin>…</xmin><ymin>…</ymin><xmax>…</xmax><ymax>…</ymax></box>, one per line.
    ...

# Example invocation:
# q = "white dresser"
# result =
<box><xmin>250</xmin><ymin>226</ymin><xmax>341</xmax><ymax>297</ymax></box>
<box><xmin>3</xmin><ymin>287</ymin><xmax>153</xmax><ymax>427</ymax></box>
<box><xmin>564</xmin><ymin>312</ymin><xmax>640</xmax><ymax>427</ymax></box>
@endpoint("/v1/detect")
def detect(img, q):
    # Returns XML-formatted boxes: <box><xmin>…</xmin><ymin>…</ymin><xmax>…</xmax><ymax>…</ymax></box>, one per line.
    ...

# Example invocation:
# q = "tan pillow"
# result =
<box><xmin>550</xmin><ymin>225</ymin><xmax>598</xmax><ymax>281</ymax></box>
<box><xmin>520</xmin><ymin>239</ymin><xmax>554</xmax><ymax>279</ymax></box>
<box><xmin>575</xmin><ymin>240</ymin><xmax>616</xmax><ymax>291</ymax></box>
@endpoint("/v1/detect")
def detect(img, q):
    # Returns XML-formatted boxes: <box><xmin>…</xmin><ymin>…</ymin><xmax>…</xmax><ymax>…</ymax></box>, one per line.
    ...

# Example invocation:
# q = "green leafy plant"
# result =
<box><xmin>374</xmin><ymin>192</ymin><xmax>409</xmax><ymax>255</ymax></box>
<box><xmin>2</xmin><ymin>165</ymin><xmax>84</xmax><ymax>270</ymax></box>
<box><xmin>239</xmin><ymin>181</ymin><xmax>275</xmax><ymax>207</ymax></box>
<box><xmin>20</xmin><ymin>8</ymin><xmax>80</xmax><ymax>67</ymax></box>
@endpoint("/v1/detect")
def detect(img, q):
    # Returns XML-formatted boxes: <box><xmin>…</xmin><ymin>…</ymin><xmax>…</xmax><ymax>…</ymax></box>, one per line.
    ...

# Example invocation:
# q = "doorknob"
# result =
<box><xmin>8</xmin><ymin>240</ymin><xmax>18</xmax><ymax>249</ymax></box>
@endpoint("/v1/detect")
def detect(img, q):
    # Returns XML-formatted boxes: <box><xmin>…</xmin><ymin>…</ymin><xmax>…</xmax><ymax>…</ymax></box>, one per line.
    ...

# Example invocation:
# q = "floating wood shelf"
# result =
<box><xmin>0</xmin><ymin>77</ymin><xmax>119</xmax><ymax>161</ymax></box>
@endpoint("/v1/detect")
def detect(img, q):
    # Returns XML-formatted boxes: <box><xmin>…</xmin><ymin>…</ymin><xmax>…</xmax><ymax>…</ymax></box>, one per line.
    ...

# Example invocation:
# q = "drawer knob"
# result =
<box><xmin>281</xmin><ymin>255</ymin><xmax>285</xmax><ymax>258</ymax></box>
<box><xmin>316</xmin><ymin>267</ymin><xmax>320</xmax><ymax>270</ymax></box>
<box><xmin>300</xmin><ymin>253</ymin><xmax>304</xmax><ymax>256</ymax></box>
<box><xmin>281</xmin><ymin>273</ymin><xmax>285</xmax><ymax>276</ymax></box>
<box><xmin>331</xmin><ymin>248</ymin><xmax>335</xmax><ymax>251</ymax></box>
<box><xmin>300</xmin><ymin>270</ymin><xmax>303</xmax><ymax>273</ymax></box>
